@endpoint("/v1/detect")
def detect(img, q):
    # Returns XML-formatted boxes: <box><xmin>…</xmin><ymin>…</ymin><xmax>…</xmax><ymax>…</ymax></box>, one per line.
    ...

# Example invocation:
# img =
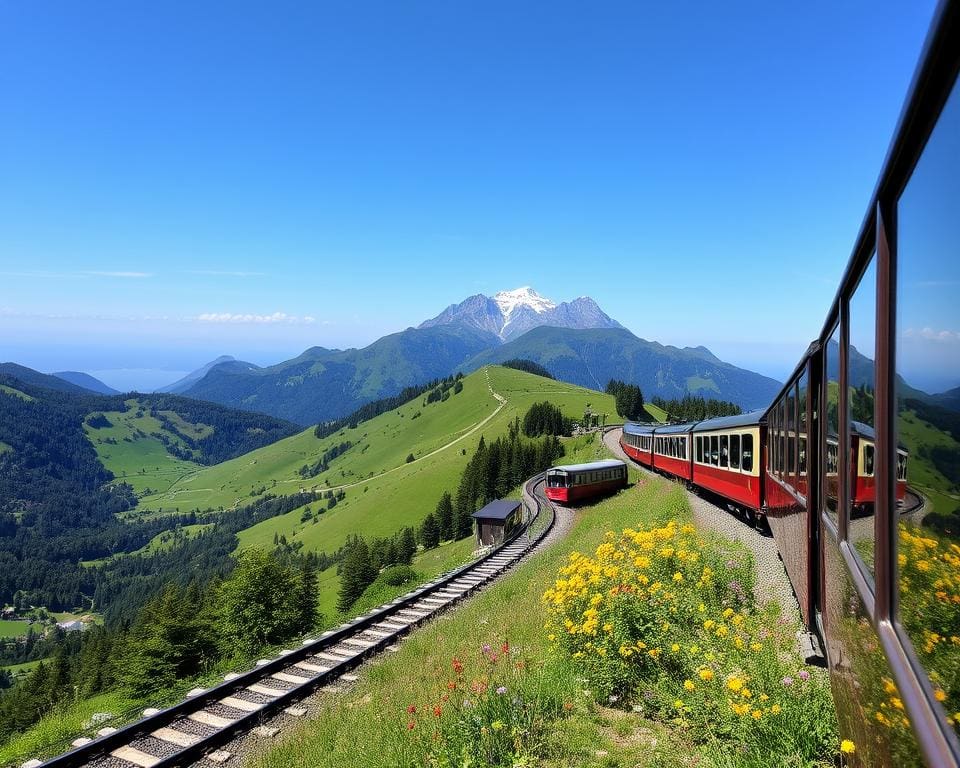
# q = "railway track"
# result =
<box><xmin>28</xmin><ymin>477</ymin><xmax>555</xmax><ymax>768</ymax></box>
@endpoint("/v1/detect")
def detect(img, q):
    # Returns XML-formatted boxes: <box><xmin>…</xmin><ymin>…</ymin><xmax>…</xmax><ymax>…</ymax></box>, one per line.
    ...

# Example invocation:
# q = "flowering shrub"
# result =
<box><xmin>543</xmin><ymin>519</ymin><xmax>837</xmax><ymax>763</ymax></box>
<box><xmin>899</xmin><ymin>523</ymin><xmax>960</xmax><ymax>727</ymax></box>
<box><xmin>400</xmin><ymin>640</ymin><xmax>565</xmax><ymax>767</ymax></box>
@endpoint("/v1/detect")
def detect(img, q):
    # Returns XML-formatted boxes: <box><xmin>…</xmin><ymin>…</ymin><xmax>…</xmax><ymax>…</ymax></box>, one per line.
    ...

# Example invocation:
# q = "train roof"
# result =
<box><xmin>692</xmin><ymin>410</ymin><xmax>766</xmax><ymax>432</ymax></box>
<box><xmin>623</xmin><ymin>422</ymin><xmax>657</xmax><ymax>435</ymax></box>
<box><xmin>471</xmin><ymin>499</ymin><xmax>522</xmax><ymax>521</ymax></box>
<box><xmin>548</xmin><ymin>459</ymin><xmax>626</xmax><ymax>474</ymax></box>
<box><xmin>656</xmin><ymin>422</ymin><xmax>696</xmax><ymax>435</ymax></box>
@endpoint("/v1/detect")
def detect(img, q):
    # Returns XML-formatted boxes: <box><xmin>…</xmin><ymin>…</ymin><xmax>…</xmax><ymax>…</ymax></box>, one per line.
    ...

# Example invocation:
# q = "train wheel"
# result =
<box><xmin>744</xmin><ymin>507</ymin><xmax>757</xmax><ymax>527</ymax></box>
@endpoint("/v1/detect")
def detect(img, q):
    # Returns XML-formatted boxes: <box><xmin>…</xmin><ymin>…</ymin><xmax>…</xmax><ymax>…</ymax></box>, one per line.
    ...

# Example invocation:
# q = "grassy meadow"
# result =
<box><xmin>83</xmin><ymin>399</ymin><xmax>204</xmax><ymax>496</ymax></box>
<box><xmin>0</xmin><ymin>620</ymin><xmax>30</xmax><ymax>640</ymax></box>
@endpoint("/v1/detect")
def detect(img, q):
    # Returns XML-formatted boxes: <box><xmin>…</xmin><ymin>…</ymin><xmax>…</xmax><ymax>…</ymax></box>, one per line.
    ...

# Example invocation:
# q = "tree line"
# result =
<box><xmin>0</xmin><ymin>548</ymin><xmax>320</xmax><ymax>742</ymax></box>
<box><xmin>314</xmin><ymin>373</ymin><xmax>464</xmax><ymax>440</ymax></box>
<box><xmin>650</xmin><ymin>394</ymin><xmax>742</xmax><ymax>422</ymax></box>
<box><xmin>606</xmin><ymin>379</ymin><xmax>646</xmax><ymax>421</ymax></box>
<box><xmin>501</xmin><ymin>359</ymin><xmax>554</xmax><ymax>379</ymax></box>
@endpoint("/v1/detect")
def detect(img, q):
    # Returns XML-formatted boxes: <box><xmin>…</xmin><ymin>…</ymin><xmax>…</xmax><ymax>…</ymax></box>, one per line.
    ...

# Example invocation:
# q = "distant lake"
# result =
<box><xmin>91</xmin><ymin>368</ymin><xmax>190</xmax><ymax>393</ymax></box>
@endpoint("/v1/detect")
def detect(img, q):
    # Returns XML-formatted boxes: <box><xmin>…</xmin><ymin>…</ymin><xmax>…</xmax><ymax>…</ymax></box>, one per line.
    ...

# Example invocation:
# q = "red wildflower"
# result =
<box><xmin>407</xmin><ymin>705</ymin><xmax>417</xmax><ymax>714</ymax></box>
<box><xmin>407</xmin><ymin>721</ymin><xmax>415</xmax><ymax>730</ymax></box>
<box><xmin>447</xmin><ymin>680</ymin><xmax>457</xmax><ymax>690</ymax></box>
<box><xmin>501</xmin><ymin>641</ymin><xmax>510</xmax><ymax>655</ymax></box>
<box><xmin>433</xmin><ymin>706</ymin><xmax>442</xmax><ymax>717</ymax></box>
<box><xmin>452</xmin><ymin>658</ymin><xmax>464</xmax><ymax>675</ymax></box>
<box><xmin>488</xmin><ymin>653</ymin><xmax>498</xmax><ymax>664</ymax></box>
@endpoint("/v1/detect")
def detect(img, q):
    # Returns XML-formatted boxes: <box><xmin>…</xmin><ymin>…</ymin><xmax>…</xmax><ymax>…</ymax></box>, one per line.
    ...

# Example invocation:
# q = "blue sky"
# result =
<box><xmin>0</xmin><ymin>1</ymin><xmax>945</xmax><ymax>391</ymax></box>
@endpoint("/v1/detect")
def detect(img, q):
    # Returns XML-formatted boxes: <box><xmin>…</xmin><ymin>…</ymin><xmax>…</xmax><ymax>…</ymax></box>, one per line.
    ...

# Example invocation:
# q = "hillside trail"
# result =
<box><xmin>603</xmin><ymin>428</ymin><xmax>799</xmax><ymax>621</ymax></box>
<box><xmin>290</xmin><ymin>367</ymin><xmax>508</xmax><ymax>495</ymax></box>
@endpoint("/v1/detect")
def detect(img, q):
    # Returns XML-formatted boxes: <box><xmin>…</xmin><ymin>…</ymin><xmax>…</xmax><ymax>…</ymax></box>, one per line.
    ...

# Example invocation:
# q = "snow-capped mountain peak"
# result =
<box><xmin>419</xmin><ymin>287</ymin><xmax>623</xmax><ymax>342</ymax></box>
<box><xmin>493</xmin><ymin>287</ymin><xmax>556</xmax><ymax>320</ymax></box>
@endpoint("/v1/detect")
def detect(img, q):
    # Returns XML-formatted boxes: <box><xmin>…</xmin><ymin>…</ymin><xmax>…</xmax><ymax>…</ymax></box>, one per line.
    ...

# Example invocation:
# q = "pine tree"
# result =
<box><xmin>296</xmin><ymin>559</ymin><xmax>319</xmax><ymax>632</ymax></box>
<box><xmin>337</xmin><ymin>537</ymin><xmax>377</xmax><ymax>613</ymax></box>
<box><xmin>435</xmin><ymin>492</ymin><xmax>454</xmax><ymax>541</ymax></box>
<box><xmin>419</xmin><ymin>512</ymin><xmax>441</xmax><ymax>549</ymax></box>
<box><xmin>398</xmin><ymin>526</ymin><xmax>417</xmax><ymax>564</ymax></box>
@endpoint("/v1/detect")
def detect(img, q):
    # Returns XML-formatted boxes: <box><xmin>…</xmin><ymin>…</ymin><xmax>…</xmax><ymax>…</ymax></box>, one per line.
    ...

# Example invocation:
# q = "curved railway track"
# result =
<box><xmin>29</xmin><ymin>477</ymin><xmax>556</xmax><ymax>768</ymax></box>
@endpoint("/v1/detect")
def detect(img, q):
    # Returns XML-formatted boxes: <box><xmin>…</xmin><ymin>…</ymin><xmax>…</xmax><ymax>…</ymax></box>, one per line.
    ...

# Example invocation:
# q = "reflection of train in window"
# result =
<box><xmin>621</xmin><ymin>5</ymin><xmax>958</xmax><ymax>760</ymax></box>
<box><xmin>544</xmin><ymin>459</ymin><xmax>627</xmax><ymax>504</ymax></box>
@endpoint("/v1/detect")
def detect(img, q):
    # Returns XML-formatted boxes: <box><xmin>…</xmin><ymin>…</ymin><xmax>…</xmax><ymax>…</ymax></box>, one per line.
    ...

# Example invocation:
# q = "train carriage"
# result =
<box><xmin>620</xmin><ymin>422</ymin><xmax>654</xmax><ymax>467</ymax></box>
<box><xmin>544</xmin><ymin>459</ymin><xmax>627</xmax><ymax>504</ymax></box>
<box><xmin>651</xmin><ymin>422</ymin><xmax>694</xmax><ymax>482</ymax></box>
<box><xmin>690</xmin><ymin>411</ymin><xmax>764</xmax><ymax>517</ymax></box>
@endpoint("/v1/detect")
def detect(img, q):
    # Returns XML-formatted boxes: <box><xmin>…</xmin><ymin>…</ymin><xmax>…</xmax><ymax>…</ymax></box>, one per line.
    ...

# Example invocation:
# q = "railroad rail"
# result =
<box><xmin>29</xmin><ymin>476</ymin><xmax>556</xmax><ymax>768</ymax></box>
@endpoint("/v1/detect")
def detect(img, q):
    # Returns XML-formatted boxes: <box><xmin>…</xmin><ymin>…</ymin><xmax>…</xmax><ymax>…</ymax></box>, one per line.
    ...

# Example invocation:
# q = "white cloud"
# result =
<box><xmin>196</xmin><ymin>312</ymin><xmax>316</xmax><ymax>325</ymax></box>
<box><xmin>186</xmin><ymin>270</ymin><xmax>266</xmax><ymax>277</ymax></box>
<box><xmin>82</xmin><ymin>271</ymin><xmax>154</xmax><ymax>278</ymax></box>
<box><xmin>903</xmin><ymin>327</ymin><xmax>960</xmax><ymax>342</ymax></box>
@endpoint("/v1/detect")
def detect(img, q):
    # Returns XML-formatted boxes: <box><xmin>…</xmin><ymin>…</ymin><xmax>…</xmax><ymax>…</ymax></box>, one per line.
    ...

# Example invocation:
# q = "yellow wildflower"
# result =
<box><xmin>699</xmin><ymin>668</ymin><xmax>714</xmax><ymax>682</ymax></box>
<box><xmin>684</xmin><ymin>680</ymin><xmax>696</xmax><ymax>692</ymax></box>
<box><xmin>840</xmin><ymin>740</ymin><xmax>855</xmax><ymax>755</ymax></box>
<box><xmin>727</xmin><ymin>677</ymin><xmax>744</xmax><ymax>692</ymax></box>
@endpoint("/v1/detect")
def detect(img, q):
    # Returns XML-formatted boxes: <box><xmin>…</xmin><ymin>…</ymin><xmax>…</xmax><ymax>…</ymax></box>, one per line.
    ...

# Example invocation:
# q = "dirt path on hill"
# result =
<box><xmin>603</xmin><ymin>428</ymin><xmax>799</xmax><ymax>621</ymax></box>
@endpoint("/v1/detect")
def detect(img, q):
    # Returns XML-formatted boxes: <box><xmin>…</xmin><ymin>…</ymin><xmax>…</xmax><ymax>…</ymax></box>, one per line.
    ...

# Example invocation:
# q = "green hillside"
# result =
<box><xmin>231</xmin><ymin>366</ymin><xmax>616</xmax><ymax>553</ymax></box>
<box><xmin>84</xmin><ymin>400</ymin><xmax>205</xmax><ymax>495</ymax></box>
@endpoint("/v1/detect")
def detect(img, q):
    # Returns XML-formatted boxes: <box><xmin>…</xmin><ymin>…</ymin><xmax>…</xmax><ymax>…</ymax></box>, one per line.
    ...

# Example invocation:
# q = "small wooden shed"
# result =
<box><xmin>472</xmin><ymin>499</ymin><xmax>523</xmax><ymax>547</ymax></box>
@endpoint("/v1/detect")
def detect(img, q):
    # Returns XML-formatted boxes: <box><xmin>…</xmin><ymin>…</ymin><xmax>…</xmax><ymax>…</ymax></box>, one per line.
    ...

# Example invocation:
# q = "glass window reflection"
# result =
<box><xmin>848</xmin><ymin>255</ymin><xmax>877</xmax><ymax>581</ymax></box>
<box><xmin>895</xmin><ymin>77</ymin><xmax>960</xmax><ymax>735</ymax></box>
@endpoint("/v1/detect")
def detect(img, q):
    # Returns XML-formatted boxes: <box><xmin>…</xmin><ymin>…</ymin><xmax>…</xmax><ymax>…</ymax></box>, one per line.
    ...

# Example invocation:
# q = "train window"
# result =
<box><xmin>777</xmin><ymin>397</ymin><xmax>787</xmax><ymax>480</ymax></box>
<box><xmin>710</xmin><ymin>435</ymin><xmax>719</xmax><ymax>466</ymax></box>
<box><xmin>720</xmin><ymin>435</ymin><xmax>729</xmax><ymax>468</ymax></box>
<box><xmin>742</xmin><ymin>434</ymin><xmax>753</xmax><ymax>472</ymax></box>
<box><xmin>730</xmin><ymin>434</ymin><xmax>741</xmax><ymax>470</ymax></box>
<box><xmin>681</xmin><ymin>437</ymin><xmax>686</xmax><ymax>460</ymax></box>
<box><xmin>825</xmin><ymin>323</ymin><xmax>841</xmax><ymax>525</ymax></box>
<box><xmin>863</xmin><ymin>444</ymin><xmax>874</xmax><ymax>477</ymax></box>
<box><xmin>848</xmin><ymin>254</ymin><xmax>877</xmax><ymax>583</ymax></box>
<box><xmin>895</xmin><ymin>75</ymin><xmax>960</xmax><ymax>727</ymax></box>
<box><xmin>798</xmin><ymin>372</ymin><xmax>808</xmax><ymax>488</ymax></box>
<box><xmin>696</xmin><ymin>436</ymin><xmax>703</xmax><ymax>463</ymax></box>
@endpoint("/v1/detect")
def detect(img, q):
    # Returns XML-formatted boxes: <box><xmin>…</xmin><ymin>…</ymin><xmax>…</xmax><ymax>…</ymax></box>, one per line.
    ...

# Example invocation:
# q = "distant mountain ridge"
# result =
<box><xmin>157</xmin><ymin>355</ymin><xmax>260</xmax><ymax>394</ymax></box>
<box><xmin>52</xmin><ymin>371</ymin><xmax>120</xmax><ymax>395</ymax></box>
<box><xmin>0</xmin><ymin>362</ymin><xmax>91</xmax><ymax>395</ymax></box>
<box><xmin>419</xmin><ymin>286</ymin><xmax>622</xmax><ymax>341</ymax></box>
<box><xmin>463</xmin><ymin>326</ymin><xmax>783</xmax><ymax>410</ymax></box>
<box><xmin>172</xmin><ymin>288</ymin><xmax>787</xmax><ymax>424</ymax></box>
<box><xmin>182</xmin><ymin>324</ymin><xmax>499</xmax><ymax>425</ymax></box>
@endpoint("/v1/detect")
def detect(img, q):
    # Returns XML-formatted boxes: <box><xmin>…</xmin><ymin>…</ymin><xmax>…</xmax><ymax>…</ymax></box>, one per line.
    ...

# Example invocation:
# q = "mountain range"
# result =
<box><xmin>419</xmin><ymin>286</ymin><xmax>622</xmax><ymax>342</ymax></box>
<box><xmin>154</xmin><ymin>288</ymin><xmax>782</xmax><ymax>425</ymax></box>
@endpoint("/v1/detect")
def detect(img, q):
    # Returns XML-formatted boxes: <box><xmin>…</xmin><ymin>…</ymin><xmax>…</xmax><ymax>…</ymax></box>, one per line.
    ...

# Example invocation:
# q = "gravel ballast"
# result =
<box><xmin>603</xmin><ymin>428</ymin><xmax>800</xmax><ymax>622</ymax></box>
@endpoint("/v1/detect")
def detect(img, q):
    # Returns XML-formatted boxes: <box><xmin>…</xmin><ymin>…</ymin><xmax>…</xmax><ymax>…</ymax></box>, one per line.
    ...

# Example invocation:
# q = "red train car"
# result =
<box><xmin>545</xmin><ymin>459</ymin><xmax>627</xmax><ymax>503</ymax></box>
<box><xmin>651</xmin><ymin>423</ymin><xmax>693</xmax><ymax>482</ymax></box>
<box><xmin>620</xmin><ymin>422</ymin><xmax>654</xmax><ymax>467</ymax></box>
<box><xmin>850</xmin><ymin>421</ymin><xmax>908</xmax><ymax>512</ymax></box>
<box><xmin>690</xmin><ymin>411</ymin><xmax>764</xmax><ymax>518</ymax></box>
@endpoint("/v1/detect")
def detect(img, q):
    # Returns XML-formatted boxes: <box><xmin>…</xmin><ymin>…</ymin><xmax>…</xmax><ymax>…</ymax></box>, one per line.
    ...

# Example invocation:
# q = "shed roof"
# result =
<box><xmin>548</xmin><ymin>459</ymin><xmax>625</xmax><ymax>474</ymax></box>
<box><xmin>472</xmin><ymin>499</ymin><xmax>522</xmax><ymax>521</ymax></box>
<box><xmin>692</xmin><ymin>410</ymin><xmax>766</xmax><ymax>433</ymax></box>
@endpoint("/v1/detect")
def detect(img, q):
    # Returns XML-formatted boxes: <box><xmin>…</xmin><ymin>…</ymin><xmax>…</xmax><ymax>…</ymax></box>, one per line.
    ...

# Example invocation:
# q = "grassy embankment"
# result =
<box><xmin>250</xmin><ymin>468</ymin><xmax>837</xmax><ymax>768</ymax></box>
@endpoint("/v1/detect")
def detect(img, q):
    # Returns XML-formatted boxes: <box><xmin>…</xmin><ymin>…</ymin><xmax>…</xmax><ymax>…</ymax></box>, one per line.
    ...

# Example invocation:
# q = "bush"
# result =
<box><xmin>542</xmin><ymin>519</ymin><xmax>837</xmax><ymax>764</ymax></box>
<box><xmin>406</xmin><ymin>453</ymin><xmax>415</xmax><ymax>464</ymax></box>
<box><xmin>382</xmin><ymin>564</ymin><xmax>417</xmax><ymax>587</ymax></box>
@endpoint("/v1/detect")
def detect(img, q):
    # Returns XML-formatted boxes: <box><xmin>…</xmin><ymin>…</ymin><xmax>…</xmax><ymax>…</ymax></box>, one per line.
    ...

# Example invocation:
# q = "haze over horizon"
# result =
<box><xmin>2</xmin><ymin>1</ymin><xmax>954</xmax><ymax>393</ymax></box>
